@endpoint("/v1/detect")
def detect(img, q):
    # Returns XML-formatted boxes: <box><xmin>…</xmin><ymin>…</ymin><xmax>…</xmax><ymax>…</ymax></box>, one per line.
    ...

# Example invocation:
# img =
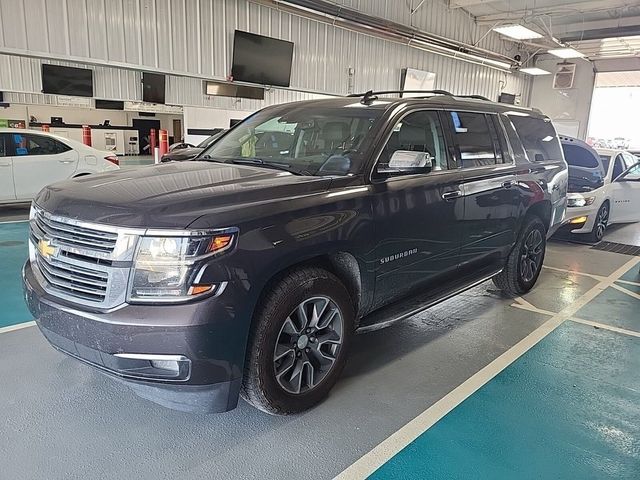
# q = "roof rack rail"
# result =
<box><xmin>347</xmin><ymin>90</ymin><xmax>492</xmax><ymax>104</ymax></box>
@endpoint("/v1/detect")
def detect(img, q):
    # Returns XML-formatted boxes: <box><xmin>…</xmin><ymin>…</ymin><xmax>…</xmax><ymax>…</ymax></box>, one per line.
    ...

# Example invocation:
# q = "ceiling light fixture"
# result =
<box><xmin>548</xmin><ymin>48</ymin><xmax>585</xmax><ymax>58</ymax></box>
<box><xmin>493</xmin><ymin>25</ymin><xmax>543</xmax><ymax>40</ymax></box>
<box><xmin>520</xmin><ymin>67</ymin><xmax>552</xmax><ymax>75</ymax></box>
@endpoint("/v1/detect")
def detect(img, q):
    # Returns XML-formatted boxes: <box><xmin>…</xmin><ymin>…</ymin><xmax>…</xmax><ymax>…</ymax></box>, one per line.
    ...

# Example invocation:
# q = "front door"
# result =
<box><xmin>9</xmin><ymin>132</ymin><xmax>79</xmax><ymax>201</ymax></box>
<box><xmin>372</xmin><ymin>109</ymin><xmax>463</xmax><ymax>307</ymax></box>
<box><xmin>0</xmin><ymin>134</ymin><xmax>16</xmax><ymax>202</ymax></box>
<box><xmin>445</xmin><ymin>111</ymin><xmax>518</xmax><ymax>270</ymax></box>
<box><xmin>610</xmin><ymin>162</ymin><xmax>640</xmax><ymax>224</ymax></box>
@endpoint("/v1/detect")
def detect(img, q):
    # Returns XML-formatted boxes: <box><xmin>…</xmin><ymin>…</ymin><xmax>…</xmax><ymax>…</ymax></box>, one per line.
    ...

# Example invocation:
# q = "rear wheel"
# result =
<box><xmin>241</xmin><ymin>267</ymin><xmax>354</xmax><ymax>415</ymax></box>
<box><xmin>493</xmin><ymin>216</ymin><xmax>547</xmax><ymax>296</ymax></box>
<box><xmin>588</xmin><ymin>202</ymin><xmax>609</xmax><ymax>243</ymax></box>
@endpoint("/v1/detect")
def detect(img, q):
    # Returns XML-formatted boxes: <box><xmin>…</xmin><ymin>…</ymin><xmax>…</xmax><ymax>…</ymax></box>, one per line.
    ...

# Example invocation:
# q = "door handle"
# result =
<box><xmin>502</xmin><ymin>180</ymin><xmax>515</xmax><ymax>189</ymax></box>
<box><xmin>58</xmin><ymin>159</ymin><xmax>74</xmax><ymax>164</ymax></box>
<box><xmin>442</xmin><ymin>190</ymin><xmax>463</xmax><ymax>201</ymax></box>
<box><xmin>0</xmin><ymin>162</ymin><xmax>11</xmax><ymax>167</ymax></box>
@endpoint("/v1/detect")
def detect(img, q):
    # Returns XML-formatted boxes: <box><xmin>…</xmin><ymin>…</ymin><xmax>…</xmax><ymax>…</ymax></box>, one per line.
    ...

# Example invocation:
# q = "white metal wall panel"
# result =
<box><xmin>0</xmin><ymin>0</ymin><xmax>530</xmax><ymax>109</ymax></box>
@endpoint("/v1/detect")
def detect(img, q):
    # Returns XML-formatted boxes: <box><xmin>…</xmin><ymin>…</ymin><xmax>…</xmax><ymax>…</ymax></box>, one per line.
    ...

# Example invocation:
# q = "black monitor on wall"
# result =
<box><xmin>95</xmin><ymin>99</ymin><xmax>125</xmax><ymax>110</ymax></box>
<box><xmin>498</xmin><ymin>92</ymin><xmax>517</xmax><ymax>105</ymax></box>
<box><xmin>42</xmin><ymin>64</ymin><xmax>94</xmax><ymax>97</ymax></box>
<box><xmin>142</xmin><ymin>72</ymin><xmax>166</xmax><ymax>104</ymax></box>
<box><xmin>231</xmin><ymin>30</ymin><xmax>294</xmax><ymax>87</ymax></box>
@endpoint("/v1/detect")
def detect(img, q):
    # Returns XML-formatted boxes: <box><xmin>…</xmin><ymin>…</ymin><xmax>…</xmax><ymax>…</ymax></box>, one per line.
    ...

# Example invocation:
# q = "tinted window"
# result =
<box><xmin>0</xmin><ymin>134</ymin><xmax>6</xmax><ymax>157</ymax></box>
<box><xmin>599</xmin><ymin>155</ymin><xmax>611</xmax><ymax>173</ymax></box>
<box><xmin>488</xmin><ymin>115</ymin><xmax>508</xmax><ymax>163</ymax></box>
<box><xmin>378</xmin><ymin>110</ymin><xmax>448</xmax><ymax>174</ymax></box>
<box><xmin>450</xmin><ymin>111</ymin><xmax>496</xmax><ymax>168</ymax></box>
<box><xmin>11</xmin><ymin>134</ymin><xmax>71</xmax><ymax>156</ymax></box>
<box><xmin>500</xmin><ymin>115</ymin><xmax>528</xmax><ymax>163</ymax></box>
<box><xmin>612</xmin><ymin>155</ymin><xmax>625</xmax><ymax>179</ymax></box>
<box><xmin>509</xmin><ymin>115</ymin><xmax>562</xmax><ymax>162</ymax></box>
<box><xmin>562</xmin><ymin>143</ymin><xmax>605</xmax><ymax>193</ymax></box>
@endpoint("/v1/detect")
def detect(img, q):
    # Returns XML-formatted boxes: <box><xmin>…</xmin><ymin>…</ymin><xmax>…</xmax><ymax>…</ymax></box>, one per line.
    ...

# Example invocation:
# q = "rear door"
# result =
<box><xmin>371</xmin><ymin>109</ymin><xmax>464</xmax><ymax>307</ymax></box>
<box><xmin>445</xmin><ymin>110</ymin><xmax>518</xmax><ymax>270</ymax></box>
<box><xmin>0</xmin><ymin>134</ymin><xmax>16</xmax><ymax>202</ymax></box>
<box><xmin>9</xmin><ymin>133</ymin><xmax>78</xmax><ymax>200</ymax></box>
<box><xmin>609</xmin><ymin>161</ymin><xmax>640</xmax><ymax>224</ymax></box>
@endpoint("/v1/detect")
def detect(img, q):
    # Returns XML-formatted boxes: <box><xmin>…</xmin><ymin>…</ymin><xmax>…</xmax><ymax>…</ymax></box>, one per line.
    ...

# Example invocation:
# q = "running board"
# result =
<box><xmin>356</xmin><ymin>266</ymin><xmax>502</xmax><ymax>334</ymax></box>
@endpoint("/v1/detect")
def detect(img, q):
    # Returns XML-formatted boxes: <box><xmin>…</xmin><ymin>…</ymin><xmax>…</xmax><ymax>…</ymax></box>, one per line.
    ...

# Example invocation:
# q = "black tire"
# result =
<box><xmin>492</xmin><ymin>216</ymin><xmax>547</xmax><ymax>296</ymax></box>
<box><xmin>241</xmin><ymin>267</ymin><xmax>354</xmax><ymax>415</ymax></box>
<box><xmin>587</xmin><ymin>201</ymin><xmax>609</xmax><ymax>243</ymax></box>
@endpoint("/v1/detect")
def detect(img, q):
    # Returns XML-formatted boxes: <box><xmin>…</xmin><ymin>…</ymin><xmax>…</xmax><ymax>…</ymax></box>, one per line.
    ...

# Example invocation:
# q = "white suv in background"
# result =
<box><xmin>562</xmin><ymin>137</ymin><xmax>640</xmax><ymax>242</ymax></box>
<box><xmin>0</xmin><ymin>128</ymin><xmax>120</xmax><ymax>204</ymax></box>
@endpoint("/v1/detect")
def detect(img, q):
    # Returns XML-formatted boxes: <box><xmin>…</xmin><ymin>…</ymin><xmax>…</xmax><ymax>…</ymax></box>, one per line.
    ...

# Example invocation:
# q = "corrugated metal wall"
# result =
<box><xmin>0</xmin><ymin>0</ymin><xmax>531</xmax><ymax>109</ymax></box>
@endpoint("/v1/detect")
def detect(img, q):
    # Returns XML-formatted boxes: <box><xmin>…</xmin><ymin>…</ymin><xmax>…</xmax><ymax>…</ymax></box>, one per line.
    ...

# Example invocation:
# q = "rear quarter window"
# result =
<box><xmin>508</xmin><ymin>115</ymin><xmax>562</xmax><ymax>162</ymax></box>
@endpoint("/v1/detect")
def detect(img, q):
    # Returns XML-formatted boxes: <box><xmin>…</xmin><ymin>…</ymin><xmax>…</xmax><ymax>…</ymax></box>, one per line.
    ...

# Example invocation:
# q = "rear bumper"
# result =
<box><xmin>23</xmin><ymin>261</ymin><xmax>248</xmax><ymax>413</ymax></box>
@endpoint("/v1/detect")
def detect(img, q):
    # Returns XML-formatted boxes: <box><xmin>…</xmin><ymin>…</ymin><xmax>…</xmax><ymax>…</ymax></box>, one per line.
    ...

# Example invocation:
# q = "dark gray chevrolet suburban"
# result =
<box><xmin>23</xmin><ymin>91</ymin><xmax>568</xmax><ymax>415</ymax></box>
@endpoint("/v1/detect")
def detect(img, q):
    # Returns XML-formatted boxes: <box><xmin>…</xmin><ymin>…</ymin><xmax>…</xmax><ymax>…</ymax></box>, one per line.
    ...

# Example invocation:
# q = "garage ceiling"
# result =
<box><xmin>449</xmin><ymin>0</ymin><xmax>640</xmax><ymax>59</ymax></box>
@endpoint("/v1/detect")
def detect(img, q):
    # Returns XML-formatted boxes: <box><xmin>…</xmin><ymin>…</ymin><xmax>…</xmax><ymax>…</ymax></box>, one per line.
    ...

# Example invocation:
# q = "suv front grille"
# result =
<box><xmin>32</xmin><ymin>211</ymin><xmax>118</xmax><ymax>254</ymax></box>
<box><xmin>29</xmin><ymin>207</ymin><xmax>136</xmax><ymax>308</ymax></box>
<box><xmin>36</xmin><ymin>253</ymin><xmax>109</xmax><ymax>302</ymax></box>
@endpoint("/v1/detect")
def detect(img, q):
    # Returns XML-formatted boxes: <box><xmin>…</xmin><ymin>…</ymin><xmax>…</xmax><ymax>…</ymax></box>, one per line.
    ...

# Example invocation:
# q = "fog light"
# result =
<box><xmin>150</xmin><ymin>360</ymin><xmax>179</xmax><ymax>373</ymax></box>
<box><xmin>570</xmin><ymin>216</ymin><xmax>588</xmax><ymax>224</ymax></box>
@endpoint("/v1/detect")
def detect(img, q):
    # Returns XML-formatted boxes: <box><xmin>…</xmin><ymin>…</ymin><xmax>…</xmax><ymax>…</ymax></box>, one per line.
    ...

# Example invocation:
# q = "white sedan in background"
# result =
<box><xmin>563</xmin><ymin>142</ymin><xmax>640</xmax><ymax>241</ymax></box>
<box><xmin>0</xmin><ymin>128</ymin><xmax>120</xmax><ymax>204</ymax></box>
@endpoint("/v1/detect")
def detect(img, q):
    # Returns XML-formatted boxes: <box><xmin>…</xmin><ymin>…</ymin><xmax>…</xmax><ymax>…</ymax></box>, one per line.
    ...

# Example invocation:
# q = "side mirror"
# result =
<box><xmin>385</xmin><ymin>150</ymin><xmax>433</xmax><ymax>173</ymax></box>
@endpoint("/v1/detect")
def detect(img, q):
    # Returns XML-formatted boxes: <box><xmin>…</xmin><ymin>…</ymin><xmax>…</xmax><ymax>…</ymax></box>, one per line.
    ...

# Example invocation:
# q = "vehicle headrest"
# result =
<box><xmin>323</xmin><ymin>122</ymin><xmax>350</xmax><ymax>141</ymax></box>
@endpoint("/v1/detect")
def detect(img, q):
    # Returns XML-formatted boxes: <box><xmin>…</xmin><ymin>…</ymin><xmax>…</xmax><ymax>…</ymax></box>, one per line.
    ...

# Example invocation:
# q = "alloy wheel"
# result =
<box><xmin>520</xmin><ymin>229</ymin><xmax>544</xmax><ymax>283</ymax></box>
<box><xmin>594</xmin><ymin>205</ymin><xmax>608</xmax><ymax>241</ymax></box>
<box><xmin>273</xmin><ymin>296</ymin><xmax>344</xmax><ymax>395</ymax></box>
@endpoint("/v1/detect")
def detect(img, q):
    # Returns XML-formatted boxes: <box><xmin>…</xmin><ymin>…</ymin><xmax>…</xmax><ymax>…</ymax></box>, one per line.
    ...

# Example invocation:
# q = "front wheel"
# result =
<box><xmin>493</xmin><ymin>216</ymin><xmax>547</xmax><ymax>296</ymax></box>
<box><xmin>241</xmin><ymin>267</ymin><xmax>354</xmax><ymax>415</ymax></box>
<box><xmin>588</xmin><ymin>202</ymin><xmax>609</xmax><ymax>243</ymax></box>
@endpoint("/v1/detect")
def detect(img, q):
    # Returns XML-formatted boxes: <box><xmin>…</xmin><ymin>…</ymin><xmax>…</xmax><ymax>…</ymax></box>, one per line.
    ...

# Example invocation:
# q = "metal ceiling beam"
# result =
<box><xmin>449</xmin><ymin>0</ymin><xmax>501</xmax><ymax>8</ymax></box>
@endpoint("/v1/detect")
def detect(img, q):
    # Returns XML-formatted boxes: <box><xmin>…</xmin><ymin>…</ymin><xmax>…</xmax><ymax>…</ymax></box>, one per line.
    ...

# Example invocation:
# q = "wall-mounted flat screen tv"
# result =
<box><xmin>42</xmin><ymin>64</ymin><xmax>94</xmax><ymax>97</ymax></box>
<box><xmin>95</xmin><ymin>99</ymin><xmax>125</xmax><ymax>110</ymax></box>
<box><xmin>142</xmin><ymin>72</ymin><xmax>166</xmax><ymax>104</ymax></box>
<box><xmin>231</xmin><ymin>30</ymin><xmax>294</xmax><ymax>87</ymax></box>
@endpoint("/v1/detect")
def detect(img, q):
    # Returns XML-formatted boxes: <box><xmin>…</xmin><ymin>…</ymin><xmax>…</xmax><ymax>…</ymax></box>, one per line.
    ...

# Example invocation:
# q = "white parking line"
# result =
<box><xmin>335</xmin><ymin>256</ymin><xmax>639</xmax><ymax>480</ymax></box>
<box><xmin>569</xmin><ymin>317</ymin><xmax>640</xmax><ymax>338</ymax></box>
<box><xmin>610</xmin><ymin>282</ymin><xmax>640</xmax><ymax>301</ymax></box>
<box><xmin>0</xmin><ymin>321</ymin><xmax>36</xmax><ymax>334</ymax></box>
<box><xmin>542</xmin><ymin>265</ymin><xmax>605</xmax><ymax>281</ymax></box>
<box><xmin>0</xmin><ymin>219</ymin><xmax>29</xmax><ymax>224</ymax></box>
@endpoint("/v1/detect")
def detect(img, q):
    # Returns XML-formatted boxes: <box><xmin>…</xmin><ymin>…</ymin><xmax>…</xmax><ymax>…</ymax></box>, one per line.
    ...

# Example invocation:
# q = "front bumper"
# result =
<box><xmin>561</xmin><ymin>205</ymin><xmax>596</xmax><ymax>234</ymax></box>
<box><xmin>23</xmin><ymin>261</ymin><xmax>248</xmax><ymax>413</ymax></box>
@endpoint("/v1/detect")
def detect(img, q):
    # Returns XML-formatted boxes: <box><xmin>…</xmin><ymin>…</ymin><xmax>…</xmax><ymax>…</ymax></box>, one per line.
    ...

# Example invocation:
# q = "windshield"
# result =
<box><xmin>599</xmin><ymin>154</ymin><xmax>611</xmax><ymax>173</ymax></box>
<box><xmin>199</xmin><ymin>104</ymin><xmax>383</xmax><ymax>176</ymax></box>
<box><xmin>197</xmin><ymin>131</ymin><xmax>225</xmax><ymax>148</ymax></box>
<box><xmin>562</xmin><ymin>143</ymin><xmax>606</xmax><ymax>193</ymax></box>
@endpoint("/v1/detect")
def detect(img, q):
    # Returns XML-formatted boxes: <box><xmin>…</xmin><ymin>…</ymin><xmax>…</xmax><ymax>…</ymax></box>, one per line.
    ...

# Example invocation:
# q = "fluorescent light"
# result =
<box><xmin>520</xmin><ymin>67</ymin><xmax>552</xmax><ymax>75</ymax></box>
<box><xmin>493</xmin><ymin>25</ymin><xmax>543</xmax><ymax>40</ymax></box>
<box><xmin>548</xmin><ymin>48</ymin><xmax>585</xmax><ymax>58</ymax></box>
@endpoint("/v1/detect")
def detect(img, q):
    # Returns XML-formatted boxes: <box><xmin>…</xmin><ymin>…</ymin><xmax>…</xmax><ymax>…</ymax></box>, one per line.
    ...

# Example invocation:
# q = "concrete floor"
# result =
<box><xmin>0</xmin><ymin>213</ymin><xmax>638</xmax><ymax>479</ymax></box>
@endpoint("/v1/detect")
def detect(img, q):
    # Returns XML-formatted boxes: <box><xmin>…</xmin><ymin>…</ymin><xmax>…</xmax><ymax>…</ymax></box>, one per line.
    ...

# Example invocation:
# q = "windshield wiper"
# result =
<box><xmin>195</xmin><ymin>154</ymin><xmax>224</xmax><ymax>162</ymax></box>
<box><xmin>229</xmin><ymin>158</ymin><xmax>310</xmax><ymax>176</ymax></box>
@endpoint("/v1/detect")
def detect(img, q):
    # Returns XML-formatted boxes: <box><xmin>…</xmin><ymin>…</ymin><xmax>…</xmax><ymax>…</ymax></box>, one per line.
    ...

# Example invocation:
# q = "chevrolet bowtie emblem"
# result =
<box><xmin>38</xmin><ymin>239</ymin><xmax>57</xmax><ymax>259</ymax></box>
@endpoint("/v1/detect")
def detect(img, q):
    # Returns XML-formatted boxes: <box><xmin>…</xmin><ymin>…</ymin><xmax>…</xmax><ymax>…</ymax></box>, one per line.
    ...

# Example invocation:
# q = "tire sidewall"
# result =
<box><xmin>516</xmin><ymin>218</ymin><xmax>546</xmax><ymax>291</ymax></box>
<box><xmin>591</xmin><ymin>202</ymin><xmax>608</xmax><ymax>242</ymax></box>
<box><xmin>250</xmin><ymin>271</ymin><xmax>354</xmax><ymax>413</ymax></box>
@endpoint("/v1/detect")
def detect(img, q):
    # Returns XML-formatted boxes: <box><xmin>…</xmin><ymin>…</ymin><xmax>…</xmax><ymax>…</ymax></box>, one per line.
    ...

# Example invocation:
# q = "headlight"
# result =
<box><xmin>128</xmin><ymin>230</ymin><xmax>236</xmax><ymax>302</ymax></box>
<box><xmin>567</xmin><ymin>196</ymin><xmax>595</xmax><ymax>208</ymax></box>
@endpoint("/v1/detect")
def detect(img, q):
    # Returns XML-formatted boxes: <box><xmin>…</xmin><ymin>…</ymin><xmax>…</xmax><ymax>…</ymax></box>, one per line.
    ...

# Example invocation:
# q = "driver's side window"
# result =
<box><xmin>378</xmin><ymin>110</ymin><xmax>447</xmax><ymax>175</ymax></box>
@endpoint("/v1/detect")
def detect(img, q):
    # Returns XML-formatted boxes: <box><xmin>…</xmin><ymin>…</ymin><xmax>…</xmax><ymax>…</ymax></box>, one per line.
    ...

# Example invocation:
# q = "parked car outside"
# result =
<box><xmin>161</xmin><ymin>130</ymin><xmax>226</xmax><ymax>162</ymax></box>
<box><xmin>0</xmin><ymin>128</ymin><xmax>119</xmax><ymax>204</ymax></box>
<box><xmin>560</xmin><ymin>137</ymin><xmax>640</xmax><ymax>241</ymax></box>
<box><xmin>23</xmin><ymin>92</ymin><xmax>567</xmax><ymax>415</ymax></box>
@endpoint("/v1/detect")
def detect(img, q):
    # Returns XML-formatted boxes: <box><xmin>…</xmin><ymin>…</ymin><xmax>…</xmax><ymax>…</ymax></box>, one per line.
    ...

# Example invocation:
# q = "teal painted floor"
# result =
<box><xmin>0</xmin><ymin>222</ymin><xmax>32</xmax><ymax>328</ymax></box>
<box><xmin>370</xmin><ymin>265</ymin><xmax>640</xmax><ymax>480</ymax></box>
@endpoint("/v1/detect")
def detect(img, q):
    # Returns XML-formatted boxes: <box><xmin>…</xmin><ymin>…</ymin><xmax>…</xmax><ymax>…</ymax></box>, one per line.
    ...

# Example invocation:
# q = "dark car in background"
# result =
<box><xmin>23</xmin><ymin>91</ymin><xmax>568</xmax><ymax>416</ymax></box>
<box><xmin>161</xmin><ymin>130</ymin><xmax>226</xmax><ymax>162</ymax></box>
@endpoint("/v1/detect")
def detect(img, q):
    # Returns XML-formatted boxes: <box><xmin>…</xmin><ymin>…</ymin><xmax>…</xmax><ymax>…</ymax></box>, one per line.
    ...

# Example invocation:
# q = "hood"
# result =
<box><xmin>161</xmin><ymin>147</ymin><xmax>204</xmax><ymax>161</ymax></box>
<box><xmin>35</xmin><ymin>161</ymin><xmax>331</xmax><ymax>228</ymax></box>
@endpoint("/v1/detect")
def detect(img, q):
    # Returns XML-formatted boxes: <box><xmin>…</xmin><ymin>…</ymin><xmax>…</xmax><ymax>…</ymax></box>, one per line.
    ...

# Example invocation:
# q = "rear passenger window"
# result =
<box><xmin>11</xmin><ymin>134</ymin><xmax>71</xmax><ymax>156</ymax></box>
<box><xmin>500</xmin><ymin>116</ymin><xmax>528</xmax><ymax>163</ymax></box>
<box><xmin>0</xmin><ymin>135</ymin><xmax>6</xmax><ymax>157</ymax></box>
<box><xmin>449</xmin><ymin>112</ymin><xmax>497</xmax><ymax>168</ymax></box>
<box><xmin>508</xmin><ymin>115</ymin><xmax>562</xmax><ymax>162</ymax></box>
